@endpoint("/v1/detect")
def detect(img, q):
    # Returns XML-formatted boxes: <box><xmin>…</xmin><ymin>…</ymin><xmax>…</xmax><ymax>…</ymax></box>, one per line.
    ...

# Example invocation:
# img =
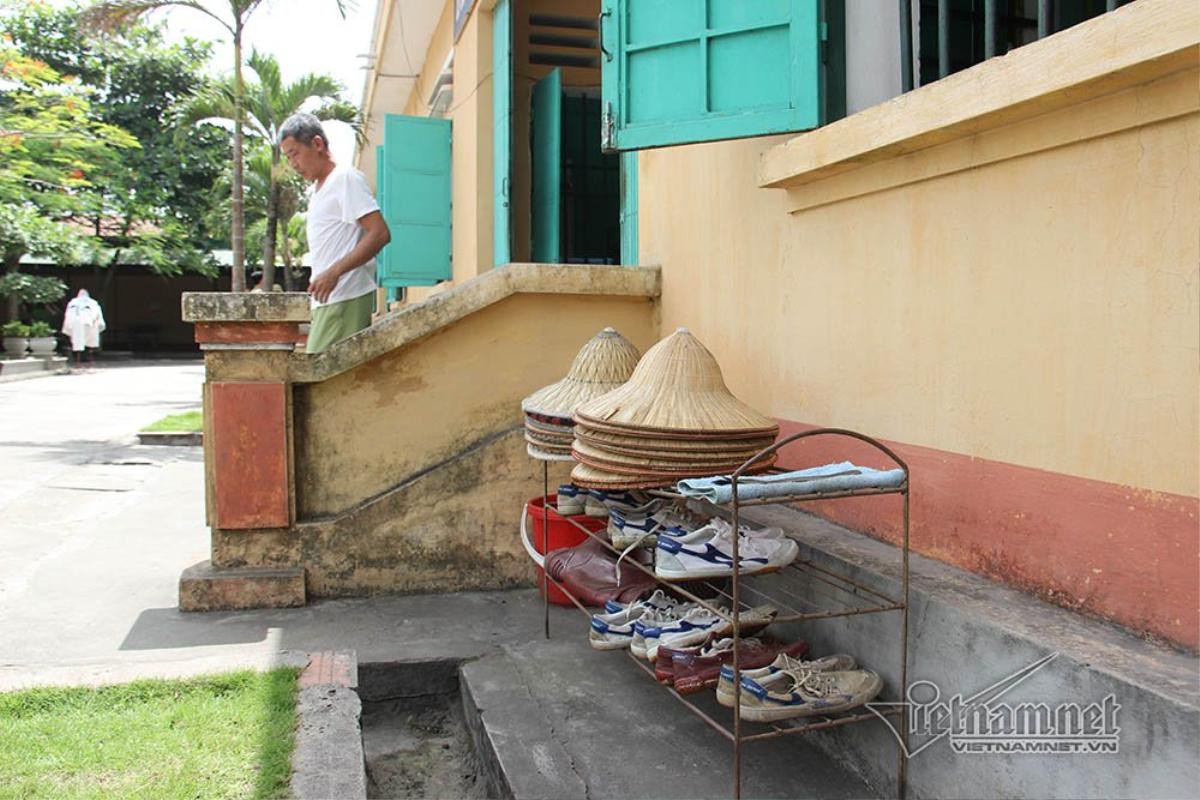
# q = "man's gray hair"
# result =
<box><xmin>279</xmin><ymin>113</ymin><xmax>327</xmax><ymax>146</ymax></box>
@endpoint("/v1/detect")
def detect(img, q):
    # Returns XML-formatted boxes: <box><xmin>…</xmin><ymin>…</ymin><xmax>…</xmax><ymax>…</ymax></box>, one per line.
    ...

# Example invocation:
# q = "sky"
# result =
<box><xmin>48</xmin><ymin>0</ymin><xmax>382</xmax><ymax>164</ymax></box>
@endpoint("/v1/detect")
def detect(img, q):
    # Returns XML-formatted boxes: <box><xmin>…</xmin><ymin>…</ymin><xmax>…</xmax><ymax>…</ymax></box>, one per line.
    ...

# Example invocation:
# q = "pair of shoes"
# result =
<box><xmin>738</xmin><ymin>667</ymin><xmax>883</xmax><ymax>722</ymax></box>
<box><xmin>607</xmin><ymin>506</ymin><xmax>697</xmax><ymax>549</ymax></box>
<box><xmin>715</xmin><ymin>652</ymin><xmax>856</xmax><ymax>706</ymax></box>
<box><xmin>584</xmin><ymin>489</ymin><xmax>653</xmax><ymax>518</ymax></box>
<box><xmin>636</xmin><ymin>603</ymin><xmax>778</xmax><ymax>661</ymax></box>
<box><xmin>717</xmin><ymin>652</ymin><xmax>882</xmax><ymax>721</ymax></box>
<box><xmin>557</xmin><ymin>484</ymin><xmax>648</xmax><ymax>517</ymax></box>
<box><xmin>655</xmin><ymin>636</ymin><xmax>810</xmax><ymax>693</ymax></box>
<box><xmin>655</xmin><ymin>519</ymin><xmax>798</xmax><ymax>580</ymax></box>
<box><xmin>556</xmin><ymin>484</ymin><xmax>588</xmax><ymax>516</ymax></box>
<box><xmin>589</xmin><ymin>590</ymin><xmax>682</xmax><ymax>649</ymax></box>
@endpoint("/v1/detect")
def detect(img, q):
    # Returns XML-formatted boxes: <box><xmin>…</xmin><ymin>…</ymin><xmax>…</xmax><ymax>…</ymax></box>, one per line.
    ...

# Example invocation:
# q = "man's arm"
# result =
<box><xmin>308</xmin><ymin>211</ymin><xmax>392</xmax><ymax>303</ymax></box>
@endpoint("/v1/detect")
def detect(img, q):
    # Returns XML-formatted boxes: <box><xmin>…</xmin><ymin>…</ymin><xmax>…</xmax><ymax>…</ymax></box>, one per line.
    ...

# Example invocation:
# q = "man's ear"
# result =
<box><xmin>313</xmin><ymin>134</ymin><xmax>327</xmax><ymax>153</ymax></box>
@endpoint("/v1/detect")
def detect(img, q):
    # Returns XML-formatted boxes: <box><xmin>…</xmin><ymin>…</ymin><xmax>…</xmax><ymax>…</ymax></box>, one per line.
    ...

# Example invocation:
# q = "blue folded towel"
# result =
<box><xmin>676</xmin><ymin>461</ymin><xmax>906</xmax><ymax>504</ymax></box>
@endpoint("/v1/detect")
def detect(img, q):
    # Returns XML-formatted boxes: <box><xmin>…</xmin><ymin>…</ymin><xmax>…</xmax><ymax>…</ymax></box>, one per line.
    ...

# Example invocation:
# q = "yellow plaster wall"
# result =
<box><xmin>294</xmin><ymin>292</ymin><xmax>658</xmax><ymax>516</ymax></box>
<box><xmin>638</xmin><ymin>70</ymin><xmax>1200</xmax><ymax>497</ymax></box>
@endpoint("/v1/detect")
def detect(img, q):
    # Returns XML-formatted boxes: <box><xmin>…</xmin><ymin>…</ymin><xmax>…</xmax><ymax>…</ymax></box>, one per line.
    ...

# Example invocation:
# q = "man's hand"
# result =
<box><xmin>308</xmin><ymin>268</ymin><xmax>341</xmax><ymax>303</ymax></box>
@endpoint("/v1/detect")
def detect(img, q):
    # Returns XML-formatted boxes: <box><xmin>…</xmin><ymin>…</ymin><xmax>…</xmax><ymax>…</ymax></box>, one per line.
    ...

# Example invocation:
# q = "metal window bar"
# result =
<box><xmin>904</xmin><ymin>0</ymin><xmax>1127</xmax><ymax>92</ymax></box>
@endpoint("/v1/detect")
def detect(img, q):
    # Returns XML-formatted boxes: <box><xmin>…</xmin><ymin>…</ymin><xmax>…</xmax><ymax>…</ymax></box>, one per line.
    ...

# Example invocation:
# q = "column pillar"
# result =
<box><xmin>178</xmin><ymin>292</ymin><xmax>310</xmax><ymax>611</ymax></box>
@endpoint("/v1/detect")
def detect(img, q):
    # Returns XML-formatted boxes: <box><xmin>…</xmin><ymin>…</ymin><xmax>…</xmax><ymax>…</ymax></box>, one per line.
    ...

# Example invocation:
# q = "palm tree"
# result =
<box><xmin>82</xmin><ymin>1</ymin><xmax>355</xmax><ymax>291</ymax></box>
<box><xmin>182</xmin><ymin>50</ymin><xmax>356</xmax><ymax>290</ymax></box>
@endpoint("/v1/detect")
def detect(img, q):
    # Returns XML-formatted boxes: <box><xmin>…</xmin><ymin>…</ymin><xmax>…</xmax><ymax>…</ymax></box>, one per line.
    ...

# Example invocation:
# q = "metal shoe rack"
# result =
<box><xmin>530</xmin><ymin>428</ymin><xmax>910</xmax><ymax>800</ymax></box>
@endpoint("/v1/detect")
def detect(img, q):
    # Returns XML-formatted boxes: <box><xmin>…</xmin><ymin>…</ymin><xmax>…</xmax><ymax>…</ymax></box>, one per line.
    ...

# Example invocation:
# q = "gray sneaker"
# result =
<box><xmin>716</xmin><ymin>653</ymin><xmax>856</xmax><ymax>707</ymax></box>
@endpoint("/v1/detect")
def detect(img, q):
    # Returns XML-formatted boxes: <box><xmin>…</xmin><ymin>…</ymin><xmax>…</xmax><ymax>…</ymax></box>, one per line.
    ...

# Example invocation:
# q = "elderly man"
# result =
<box><xmin>279</xmin><ymin>113</ymin><xmax>391</xmax><ymax>353</ymax></box>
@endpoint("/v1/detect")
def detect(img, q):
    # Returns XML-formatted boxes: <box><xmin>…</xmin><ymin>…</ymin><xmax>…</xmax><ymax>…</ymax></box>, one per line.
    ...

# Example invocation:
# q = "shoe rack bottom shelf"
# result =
<box><xmin>544</xmin><ymin>571</ymin><xmax>897</xmax><ymax>745</ymax></box>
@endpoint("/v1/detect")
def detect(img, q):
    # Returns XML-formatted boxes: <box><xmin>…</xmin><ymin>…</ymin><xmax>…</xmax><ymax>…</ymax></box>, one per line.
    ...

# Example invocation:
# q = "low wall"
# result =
<box><xmin>185</xmin><ymin>264</ymin><xmax>660</xmax><ymax>607</ymax></box>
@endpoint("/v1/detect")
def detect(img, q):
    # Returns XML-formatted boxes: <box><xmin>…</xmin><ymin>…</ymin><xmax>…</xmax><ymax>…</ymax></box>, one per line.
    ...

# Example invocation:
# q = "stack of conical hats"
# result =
<box><xmin>521</xmin><ymin>327</ymin><xmax>641</xmax><ymax>461</ymax></box>
<box><xmin>570</xmin><ymin>328</ymin><xmax>779</xmax><ymax>488</ymax></box>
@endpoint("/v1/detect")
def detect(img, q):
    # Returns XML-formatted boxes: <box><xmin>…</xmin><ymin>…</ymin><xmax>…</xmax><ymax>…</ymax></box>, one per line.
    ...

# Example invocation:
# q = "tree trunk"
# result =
<box><xmin>280</xmin><ymin>214</ymin><xmax>294</xmax><ymax>291</ymax></box>
<box><xmin>4</xmin><ymin>253</ymin><xmax>21</xmax><ymax>322</ymax></box>
<box><xmin>262</xmin><ymin>144</ymin><xmax>281</xmax><ymax>290</ymax></box>
<box><xmin>230</xmin><ymin>23</ymin><xmax>246</xmax><ymax>292</ymax></box>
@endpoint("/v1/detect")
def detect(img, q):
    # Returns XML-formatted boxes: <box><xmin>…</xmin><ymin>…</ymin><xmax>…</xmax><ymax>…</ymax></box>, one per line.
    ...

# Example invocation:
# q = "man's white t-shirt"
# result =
<box><xmin>306</xmin><ymin>165</ymin><xmax>380</xmax><ymax>308</ymax></box>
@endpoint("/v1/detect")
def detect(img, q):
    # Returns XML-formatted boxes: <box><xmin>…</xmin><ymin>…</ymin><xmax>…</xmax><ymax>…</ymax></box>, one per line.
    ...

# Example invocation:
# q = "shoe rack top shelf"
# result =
<box><xmin>558</xmin><ymin>514</ymin><xmax>904</xmax><ymax>624</ymax></box>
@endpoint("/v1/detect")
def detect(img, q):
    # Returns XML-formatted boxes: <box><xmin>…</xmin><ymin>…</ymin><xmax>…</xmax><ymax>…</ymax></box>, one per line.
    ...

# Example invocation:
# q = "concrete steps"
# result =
<box><xmin>460</xmin><ymin>636</ymin><xmax>879</xmax><ymax>800</ymax></box>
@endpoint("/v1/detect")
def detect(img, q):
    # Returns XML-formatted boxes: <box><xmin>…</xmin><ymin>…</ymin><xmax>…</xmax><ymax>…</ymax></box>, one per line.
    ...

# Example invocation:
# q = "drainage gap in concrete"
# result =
<box><xmin>360</xmin><ymin>663</ymin><xmax>491</xmax><ymax>800</ymax></box>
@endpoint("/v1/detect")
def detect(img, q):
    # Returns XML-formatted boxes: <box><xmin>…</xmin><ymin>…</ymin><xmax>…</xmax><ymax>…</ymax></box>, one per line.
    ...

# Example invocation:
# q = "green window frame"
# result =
<box><xmin>599</xmin><ymin>0</ymin><xmax>826</xmax><ymax>151</ymax></box>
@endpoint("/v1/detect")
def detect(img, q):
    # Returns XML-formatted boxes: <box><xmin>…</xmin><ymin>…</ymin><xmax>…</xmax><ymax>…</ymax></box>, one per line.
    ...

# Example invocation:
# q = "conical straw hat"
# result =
<box><xmin>574</xmin><ymin>424</ymin><xmax>777</xmax><ymax>454</ymax></box>
<box><xmin>574</xmin><ymin>328</ymin><xmax>778</xmax><ymax>435</ymax></box>
<box><xmin>572</xmin><ymin>444</ymin><xmax>777</xmax><ymax>477</ymax></box>
<box><xmin>527</xmin><ymin>443</ymin><xmax>575</xmax><ymax>462</ymax></box>
<box><xmin>524</xmin><ymin>415</ymin><xmax>575</xmax><ymax>437</ymax></box>
<box><xmin>570</xmin><ymin>461</ymin><xmax>677</xmax><ymax>490</ymax></box>
<box><xmin>524</xmin><ymin>428</ymin><xmax>574</xmax><ymax>448</ymax></box>
<box><xmin>522</xmin><ymin>327</ymin><xmax>641</xmax><ymax>418</ymax></box>
<box><xmin>572</xmin><ymin>439</ymin><xmax>771</xmax><ymax>468</ymax></box>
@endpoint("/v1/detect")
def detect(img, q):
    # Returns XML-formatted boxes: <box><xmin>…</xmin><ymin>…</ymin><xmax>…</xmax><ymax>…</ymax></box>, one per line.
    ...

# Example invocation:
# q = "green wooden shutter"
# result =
<box><xmin>375</xmin><ymin>145</ymin><xmax>397</xmax><ymax>303</ymax></box>
<box><xmin>531</xmin><ymin>68</ymin><xmax>562</xmax><ymax>263</ymax></box>
<box><xmin>378</xmin><ymin>113</ymin><xmax>451</xmax><ymax>288</ymax></box>
<box><xmin>492</xmin><ymin>0</ymin><xmax>512</xmax><ymax>266</ymax></box>
<box><xmin>619</xmin><ymin>151</ymin><xmax>638</xmax><ymax>264</ymax></box>
<box><xmin>600</xmin><ymin>0</ymin><xmax>822</xmax><ymax>151</ymax></box>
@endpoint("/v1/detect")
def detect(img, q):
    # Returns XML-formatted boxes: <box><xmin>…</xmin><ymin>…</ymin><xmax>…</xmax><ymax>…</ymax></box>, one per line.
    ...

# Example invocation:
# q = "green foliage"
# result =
<box><xmin>4</xmin><ymin>1</ymin><xmax>230</xmax><ymax>276</ymax></box>
<box><xmin>1</xmin><ymin>320</ymin><xmax>30</xmax><ymax>337</ymax></box>
<box><xmin>0</xmin><ymin>273</ymin><xmax>68</xmax><ymax>306</ymax></box>
<box><xmin>26</xmin><ymin>320</ymin><xmax>54</xmax><ymax>337</ymax></box>
<box><xmin>0</xmin><ymin>668</ymin><xmax>299</xmax><ymax>800</ymax></box>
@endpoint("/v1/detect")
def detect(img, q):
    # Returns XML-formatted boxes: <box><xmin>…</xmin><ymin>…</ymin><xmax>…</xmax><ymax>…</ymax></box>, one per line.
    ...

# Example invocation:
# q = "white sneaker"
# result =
<box><xmin>641</xmin><ymin>605</ymin><xmax>727</xmax><ymax>661</ymax></box>
<box><xmin>589</xmin><ymin>604</ymin><xmax>651</xmax><ymax>650</ymax></box>
<box><xmin>655</xmin><ymin>524</ymin><xmax>798</xmax><ymax>580</ymax></box>
<box><xmin>555</xmin><ymin>484</ymin><xmax>586</xmax><ymax>516</ymax></box>
<box><xmin>602</xmin><ymin>588</ymin><xmax>678</xmax><ymax>615</ymax></box>
<box><xmin>630</xmin><ymin>604</ymin><xmax>698</xmax><ymax>659</ymax></box>
<box><xmin>650</xmin><ymin>604</ymin><xmax>777</xmax><ymax>659</ymax></box>
<box><xmin>715</xmin><ymin>653</ymin><xmax>857</xmax><ymax>707</ymax></box>
<box><xmin>738</xmin><ymin>668</ymin><xmax>883</xmax><ymax>721</ymax></box>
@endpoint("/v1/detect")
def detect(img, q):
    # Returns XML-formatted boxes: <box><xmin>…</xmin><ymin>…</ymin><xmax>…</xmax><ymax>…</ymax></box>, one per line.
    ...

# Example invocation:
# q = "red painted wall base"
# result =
<box><xmin>774</xmin><ymin>420</ymin><xmax>1199</xmax><ymax>652</ymax></box>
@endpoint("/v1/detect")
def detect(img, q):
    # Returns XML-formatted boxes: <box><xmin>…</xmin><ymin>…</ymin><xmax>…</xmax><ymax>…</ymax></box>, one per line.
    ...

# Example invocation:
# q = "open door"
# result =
<box><xmin>531</xmin><ymin>68</ymin><xmax>561</xmax><ymax>264</ymax></box>
<box><xmin>492</xmin><ymin>0</ymin><xmax>512</xmax><ymax>266</ymax></box>
<box><xmin>377</xmin><ymin>113</ymin><xmax>452</xmax><ymax>289</ymax></box>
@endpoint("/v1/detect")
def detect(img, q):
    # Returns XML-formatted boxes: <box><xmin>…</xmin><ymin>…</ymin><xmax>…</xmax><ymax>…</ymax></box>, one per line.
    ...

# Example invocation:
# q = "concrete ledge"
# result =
<box><xmin>136</xmin><ymin>431</ymin><xmax>202</xmax><ymax>446</ymax></box>
<box><xmin>291</xmin><ymin>263</ymin><xmax>661</xmax><ymax>383</ymax></box>
<box><xmin>741</xmin><ymin>504</ymin><xmax>1200</xmax><ymax>799</ymax></box>
<box><xmin>0</xmin><ymin>356</ymin><xmax>68</xmax><ymax>382</ymax></box>
<box><xmin>181</xmin><ymin>291</ymin><xmax>311</xmax><ymax>323</ymax></box>
<box><xmin>178</xmin><ymin>560</ymin><xmax>305</xmax><ymax>611</ymax></box>
<box><xmin>758</xmin><ymin>0</ymin><xmax>1198</xmax><ymax>189</ymax></box>
<box><xmin>291</xmin><ymin>650</ymin><xmax>367</xmax><ymax>800</ymax></box>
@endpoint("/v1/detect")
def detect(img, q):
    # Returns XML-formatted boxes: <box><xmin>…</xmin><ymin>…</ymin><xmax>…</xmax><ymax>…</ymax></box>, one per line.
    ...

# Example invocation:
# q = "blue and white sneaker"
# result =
<box><xmin>603</xmin><ymin>588</ymin><xmax>679</xmax><ymax>615</ymax></box>
<box><xmin>584</xmin><ymin>489</ymin><xmax>652</xmax><ymax>518</ymax></box>
<box><xmin>607</xmin><ymin>507</ymin><xmax>694</xmax><ymax>549</ymax></box>
<box><xmin>556</xmin><ymin>484</ymin><xmax>586</xmax><ymax>516</ymax></box>
<box><xmin>638</xmin><ymin>605</ymin><xmax>727</xmax><ymax>661</ymax></box>
<box><xmin>737</xmin><ymin>667</ymin><xmax>883</xmax><ymax>722</ymax></box>
<box><xmin>655</xmin><ymin>523</ymin><xmax>798</xmax><ymax>580</ymax></box>
<box><xmin>589</xmin><ymin>604</ymin><xmax>653</xmax><ymax>650</ymax></box>
<box><xmin>650</xmin><ymin>604</ymin><xmax>777</xmax><ymax>660</ymax></box>
<box><xmin>629</xmin><ymin>604</ymin><xmax>698</xmax><ymax>659</ymax></box>
<box><xmin>715</xmin><ymin>653</ymin><xmax>856</xmax><ymax>707</ymax></box>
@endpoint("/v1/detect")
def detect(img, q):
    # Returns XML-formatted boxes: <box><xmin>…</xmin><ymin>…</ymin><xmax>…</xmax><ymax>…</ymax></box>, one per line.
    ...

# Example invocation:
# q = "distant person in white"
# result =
<box><xmin>279</xmin><ymin>113</ymin><xmax>390</xmax><ymax>354</ymax></box>
<box><xmin>61</xmin><ymin>289</ymin><xmax>105</xmax><ymax>368</ymax></box>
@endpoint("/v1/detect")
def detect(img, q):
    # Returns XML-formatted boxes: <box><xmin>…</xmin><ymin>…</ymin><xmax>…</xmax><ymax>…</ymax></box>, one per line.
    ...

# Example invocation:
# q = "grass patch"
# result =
<box><xmin>0</xmin><ymin>668</ymin><xmax>299</xmax><ymax>800</ymax></box>
<box><xmin>140</xmin><ymin>410</ymin><xmax>203</xmax><ymax>433</ymax></box>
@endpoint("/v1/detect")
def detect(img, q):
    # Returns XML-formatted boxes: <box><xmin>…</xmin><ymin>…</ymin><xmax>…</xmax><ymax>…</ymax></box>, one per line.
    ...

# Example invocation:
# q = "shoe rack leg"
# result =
<box><xmin>543</xmin><ymin>461</ymin><xmax>550</xmax><ymax>640</ymax></box>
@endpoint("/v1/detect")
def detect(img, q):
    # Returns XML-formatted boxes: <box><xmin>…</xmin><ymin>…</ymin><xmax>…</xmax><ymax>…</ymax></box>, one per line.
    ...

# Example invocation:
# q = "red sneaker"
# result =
<box><xmin>672</xmin><ymin>637</ymin><xmax>809</xmax><ymax>695</ymax></box>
